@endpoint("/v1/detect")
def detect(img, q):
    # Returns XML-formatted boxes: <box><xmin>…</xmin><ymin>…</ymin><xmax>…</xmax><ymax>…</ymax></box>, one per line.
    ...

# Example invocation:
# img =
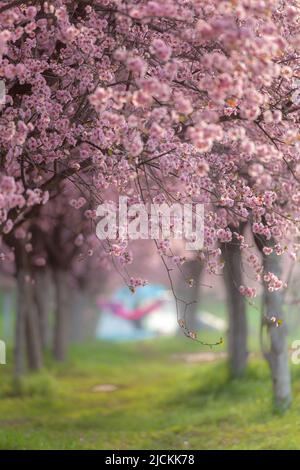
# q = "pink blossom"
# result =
<box><xmin>150</xmin><ymin>39</ymin><xmax>172</xmax><ymax>62</ymax></box>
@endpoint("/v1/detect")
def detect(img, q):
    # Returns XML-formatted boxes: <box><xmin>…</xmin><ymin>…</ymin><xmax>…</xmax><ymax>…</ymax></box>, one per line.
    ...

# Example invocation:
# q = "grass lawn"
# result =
<box><xmin>0</xmin><ymin>336</ymin><xmax>300</xmax><ymax>450</ymax></box>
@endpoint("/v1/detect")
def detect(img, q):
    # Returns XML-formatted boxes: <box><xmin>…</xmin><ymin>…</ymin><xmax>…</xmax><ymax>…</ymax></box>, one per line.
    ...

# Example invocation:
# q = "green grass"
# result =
<box><xmin>0</xmin><ymin>337</ymin><xmax>300</xmax><ymax>449</ymax></box>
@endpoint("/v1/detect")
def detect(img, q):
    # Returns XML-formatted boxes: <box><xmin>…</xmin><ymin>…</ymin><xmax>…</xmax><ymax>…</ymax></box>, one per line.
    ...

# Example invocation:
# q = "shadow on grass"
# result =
<box><xmin>163</xmin><ymin>359</ymin><xmax>277</xmax><ymax>425</ymax></box>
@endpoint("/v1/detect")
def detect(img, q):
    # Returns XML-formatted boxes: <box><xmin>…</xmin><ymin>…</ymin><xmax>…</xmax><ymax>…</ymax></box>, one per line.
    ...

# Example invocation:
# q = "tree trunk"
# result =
<box><xmin>15</xmin><ymin>267</ymin><xmax>43</xmax><ymax>375</ymax></box>
<box><xmin>178</xmin><ymin>259</ymin><xmax>203</xmax><ymax>331</ymax></box>
<box><xmin>70</xmin><ymin>291</ymin><xmax>85</xmax><ymax>343</ymax></box>
<box><xmin>53</xmin><ymin>269</ymin><xmax>70</xmax><ymax>362</ymax></box>
<box><xmin>221</xmin><ymin>237</ymin><xmax>248</xmax><ymax>378</ymax></box>
<box><xmin>24</xmin><ymin>293</ymin><xmax>44</xmax><ymax>371</ymax></box>
<box><xmin>262</xmin><ymin>250</ymin><xmax>291</xmax><ymax>410</ymax></box>
<box><xmin>14</xmin><ymin>269</ymin><xmax>26</xmax><ymax>379</ymax></box>
<box><xmin>34</xmin><ymin>268</ymin><xmax>50</xmax><ymax>349</ymax></box>
<box><xmin>2</xmin><ymin>291</ymin><xmax>13</xmax><ymax>341</ymax></box>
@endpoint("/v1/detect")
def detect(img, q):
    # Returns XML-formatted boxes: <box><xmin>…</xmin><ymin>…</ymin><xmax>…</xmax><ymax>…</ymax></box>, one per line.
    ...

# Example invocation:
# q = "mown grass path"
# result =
<box><xmin>0</xmin><ymin>337</ymin><xmax>300</xmax><ymax>449</ymax></box>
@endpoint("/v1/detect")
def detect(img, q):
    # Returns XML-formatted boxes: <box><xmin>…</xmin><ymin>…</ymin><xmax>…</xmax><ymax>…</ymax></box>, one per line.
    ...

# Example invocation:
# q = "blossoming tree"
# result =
<box><xmin>1</xmin><ymin>0</ymin><xmax>300</xmax><ymax>408</ymax></box>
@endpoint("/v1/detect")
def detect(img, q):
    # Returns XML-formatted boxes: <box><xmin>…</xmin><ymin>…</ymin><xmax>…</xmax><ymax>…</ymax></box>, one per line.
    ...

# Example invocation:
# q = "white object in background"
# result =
<box><xmin>143</xmin><ymin>291</ymin><xmax>178</xmax><ymax>335</ymax></box>
<box><xmin>96</xmin><ymin>311</ymin><xmax>154</xmax><ymax>341</ymax></box>
<box><xmin>199</xmin><ymin>311</ymin><xmax>227</xmax><ymax>331</ymax></box>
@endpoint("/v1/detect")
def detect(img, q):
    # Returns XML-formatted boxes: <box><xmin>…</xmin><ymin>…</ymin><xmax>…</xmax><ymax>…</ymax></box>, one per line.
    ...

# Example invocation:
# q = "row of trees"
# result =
<box><xmin>184</xmin><ymin>226</ymin><xmax>291</xmax><ymax>410</ymax></box>
<box><xmin>1</xmin><ymin>0</ymin><xmax>300</xmax><ymax>410</ymax></box>
<box><xmin>10</xmin><ymin>191</ymin><xmax>108</xmax><ymax>376</ymax></box>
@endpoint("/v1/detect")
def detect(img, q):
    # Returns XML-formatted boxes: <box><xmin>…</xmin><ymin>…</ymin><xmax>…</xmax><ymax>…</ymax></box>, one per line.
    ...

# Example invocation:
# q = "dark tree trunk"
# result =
<box><xmin>262</xmin><ymin>249</ymin><xmax>291</xmax><ymax>410</ymax></box>
<box><xmin>14</xmin><ymin>269</ymin><xmax>26</xmax><ymax>379</ymax></box>
<box><xmin>24</xmin><ymin>292</ymin><xmax>43</xmax><ymax>371</ymax></box>
<box><xmin>70</xmin><ymin>291</ymin><xmax>85</xmax><ymax>342</ymax></box>
<box><xmin>221</xmin><ymin>234</ymin><xmax>248</xmax><ymax>378</ymax></box>
<box><xmin>34</xmin><ymin>268</ymin><xmax>50</xmax><ymax>349</ymax></box>
<box><xmin>2</xmin><ymin>291</ymin><xmax>13</xmax><ymax>340</ymax></box>
<box><xmin>53</xmin><ymin>269</ymin><xmax>70</xmax><ymax>362</ymax></box>
<box><xmin>15</xmin><ymin>253</ymin><xmax>43</xmax><ymax>376</ymax></box>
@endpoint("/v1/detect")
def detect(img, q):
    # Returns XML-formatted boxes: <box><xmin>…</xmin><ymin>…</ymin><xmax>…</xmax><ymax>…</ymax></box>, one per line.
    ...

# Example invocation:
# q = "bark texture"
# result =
<box><xmin>177</xmin><ymin>259</ymin><xmax>203</xmax><ymax>332</ymax></box>
<box><xmin>15</xmin><ymin>245</ymin><xmax>43</xmax><ymax>376</ymax></box>
<box><xmin>33</xmin><ymin>268</ymin><xmax>51</xmax><ymax>349</ymax></box>
<box><xmin>53</xmin><ymin>269</ymin><xmax>71</xmax><ymax>362</ymax></box>
<box><xmin>262</xmin><ymin>249</ymin><xmax>291</xmax><ymax>410</ymax></box>
<box><xmin>221</xmin><ymin>236</ymin><xmax>248</xmax><ymax>378</ymax></box>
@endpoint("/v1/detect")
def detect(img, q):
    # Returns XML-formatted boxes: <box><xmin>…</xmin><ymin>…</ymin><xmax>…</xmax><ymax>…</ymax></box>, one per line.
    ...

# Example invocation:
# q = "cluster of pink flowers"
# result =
<box><xmin>252</xmin><ymin>223</ymin><xmax>272</xmax><ymax>241</ymax></box>
<box><xmin>263</xmin><ymin>272</ymin><xmax>285</xmax><ymax>292</ymax></box>
<box><xmin>243</xmin><ymin>252</ymin><xmax>263</xmax><ymax>281</ymax></box>
<box><xmin>239</xmin><ymin>286</ymin><xmax>257</xmax><ymax>298</ymax></box>
<box><xmin>0</xmin><ymin>176</ymin><xmax>26</xmax><ymax>226</ymax></box>
<box><xmin>263</xmin><ymin>247</ymin><xmax>273</xmax><ymax>256</ymax></box>
<box><xmin>70</xmin><ymin>197</ymin><xmax>86</xmax><ymax>210</ymax></box>
<box><xmin>157</xmin><ymin>240</ymin><xmax>171</xmax><ymax>256</ymax></box>
<box><xmin>216</xmin><ymin>229</ymin><xmax>232</xmax><ymax>243</ymax></box>
<box><xmin>150</xmin><ymin>39</ymin><xmax>172</xmax><ymax>62</ymax></box>
<box><xmin>0</xmin><ymin>0</ymin><xmax>300</xmax><ymax>297</ymax></box>
<box><xmin>123</xmin><ymin>133</ymin><xmax>144</xmax><ymax>158</ymax></box>
<box><xmin>89</xmin><ymin>87</ymin><xmax>112</xmax><ymax>112</ymax></box>
<box><xmin>187</xmin><ymin>123</ymin><xmax>223</xmax><ymax>153</ymax></box>
<box><xmin>129</xmin><ymin>277</ymin><xmax>148</xmax><ymax>292</ymax></box>
<box><xmin>26</xmin><ymin>189</ymin><xmax>49</xmax><ymax>207</ymax></box>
